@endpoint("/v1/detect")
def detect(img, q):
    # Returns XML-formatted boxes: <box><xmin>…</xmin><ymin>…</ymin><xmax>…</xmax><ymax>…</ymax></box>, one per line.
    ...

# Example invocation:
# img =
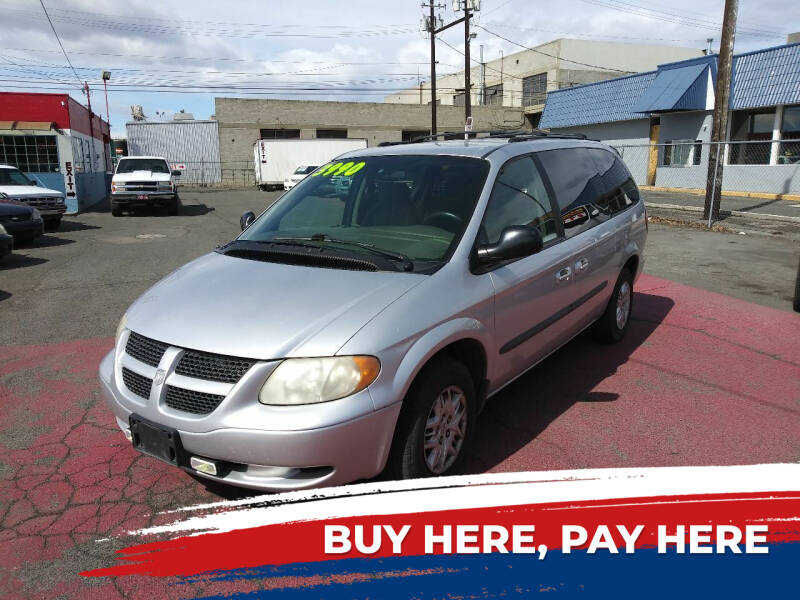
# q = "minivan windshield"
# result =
<box><xmin>0</xmin><ymin>168</ymin><xmax>34</xmax><ymax>186</ymax></box>
<box><xmin>116</xmin><ymin>158</ymin><xmax>170</xmax><ymax>174</ymax></box>
<box><xmin>239</xmin><ymin>155</ymin><xmax>490</xmax><ymax>267</ymax></box>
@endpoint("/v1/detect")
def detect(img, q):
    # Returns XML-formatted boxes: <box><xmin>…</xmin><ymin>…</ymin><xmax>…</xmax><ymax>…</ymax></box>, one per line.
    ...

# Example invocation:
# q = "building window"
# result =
<box><xmin>259</xmin><ymin>129</ymin><xmax>300</xmax><ymax>139</ymax></box>
<box><xmin>0</xmin><ymin>135</ymin><xmax>59</xmax><ymax>172</ymax></box>
<box><xmin>729</xmin><ymin>109</ymin><xmax>774</xmax><ymax>165</ymax></box>
<box><xmin>453</xmin><ymin>93</ymin><xmax>465</xmax><ymax>107</ymax></box>
<box><xmin>484</xmin><ymin>84</ymin><xmax>503</xmax><ymax>106</ymax></box>
<box><xmin>662</xmin><ymin>140</ymin><xmax>698</xmax><ymax>167</ymax></box>
<box><xmin>402</xmin><ymin>130</ymin><xmax>429</xmax><ymax>142</ymax></box>
<box><xmin>778</xmin><ymin>105</ymin><xmax>800</xmax><ymax>164</ymax></box>
<box><xmin>316</xmin><ymin>129</ymin><xmax>347</xmax><ymax>139</ymax></box>
<box><xmin>522</xmin><ymin>73</ymin><xmax>547</xmax><ymax>106</ymax></box>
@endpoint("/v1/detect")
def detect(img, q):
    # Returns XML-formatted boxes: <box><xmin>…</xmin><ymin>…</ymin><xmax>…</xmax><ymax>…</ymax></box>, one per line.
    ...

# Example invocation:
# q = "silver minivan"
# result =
<box><xmin>99</xmin><ymin>133</ymin><xmax>647</xmax><ymax>491</ymax></box>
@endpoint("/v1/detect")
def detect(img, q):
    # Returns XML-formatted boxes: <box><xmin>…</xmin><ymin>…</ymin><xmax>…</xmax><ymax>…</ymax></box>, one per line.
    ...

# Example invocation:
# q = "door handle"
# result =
<box><xmin>575</xmin><ymin>258</ymin><xmax>589</xmax><ymax>272</ymax></box>
<box><xmin>556</xmin><ymin>267</ymin><xmax>572</xmax><ymax>283</ymax></box>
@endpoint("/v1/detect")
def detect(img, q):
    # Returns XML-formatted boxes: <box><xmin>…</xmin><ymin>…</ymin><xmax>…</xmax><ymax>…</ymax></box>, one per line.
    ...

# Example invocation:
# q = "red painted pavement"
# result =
<box><xmin>0</xmin><ymin>274</ymin><xmax>798</xmax><ymax>597</ymax></box>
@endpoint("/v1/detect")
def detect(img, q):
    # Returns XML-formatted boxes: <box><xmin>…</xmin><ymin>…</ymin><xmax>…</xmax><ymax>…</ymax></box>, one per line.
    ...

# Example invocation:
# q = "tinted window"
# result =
<box><xmin>591</xmin><ymin>149</ymin><xmax>639</xmax><ymax>215</ymax></box>
<box><xmin>481</xmin><ymin>155</ymin><xmax>559</xmax><ymax>245</ymax></box>
<box><xmin>240</xmin><ymin>155</ymin><xmax>490</xmax><ymax>265</ymax></box>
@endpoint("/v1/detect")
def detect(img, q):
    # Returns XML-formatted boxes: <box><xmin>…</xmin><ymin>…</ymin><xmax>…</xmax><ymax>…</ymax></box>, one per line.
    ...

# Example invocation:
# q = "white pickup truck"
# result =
<box><xmin>110</xmin><ymin>156</ymin><xmax>181</xmax><ymax>216</ymax></box>
<box><xmin>0</xmin><ymin>164</ymin><xmax>67</xmax><ymax>231</ymax></box>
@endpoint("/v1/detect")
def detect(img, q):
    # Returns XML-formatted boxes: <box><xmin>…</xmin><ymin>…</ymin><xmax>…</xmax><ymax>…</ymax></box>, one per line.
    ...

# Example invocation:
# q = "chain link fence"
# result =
<box><xmin>611</xmin><ymin>140</ymin><xmax>800</xmax><ymax>196</ymax></box>
<box><xmin>164</xmin><ymin>161</ymin><xmax>255</xmax><ymax>189</ymax></box>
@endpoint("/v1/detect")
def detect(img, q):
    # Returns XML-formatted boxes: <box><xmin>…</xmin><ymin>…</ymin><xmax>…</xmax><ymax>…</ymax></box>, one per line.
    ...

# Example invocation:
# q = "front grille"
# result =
<box><xmin>175</xmin><ymin>350</ymin><xmax>256</xmax><ymax>383</ymax></box>
<box><xmin>21</xmin><ymin>197</ymin><xmax>64</xmax><ymax>210</ymax></box>
<box><xmin>126</xmin><ymin>332</ymin><xmax>169</xmax><ymax>367</ymax></box>
<box><xmin>120</xmin><ymin>182</ymin><xmax>159</xmax><ymax>192</ymax></box>
<box><xmin>165</xmin><ymin>385</ymin><xmax>225</xmax><ymax>415</ymax></box>
<box><xmin>122</xmin><ymin>367</ymin><xmax>153</xmax><ymax>400</ymax></box>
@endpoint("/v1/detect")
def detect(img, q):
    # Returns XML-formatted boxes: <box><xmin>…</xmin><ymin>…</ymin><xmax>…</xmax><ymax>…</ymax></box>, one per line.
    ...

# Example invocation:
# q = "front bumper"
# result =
<box><xmin>98</xmin><ymin>345</ymin><xmax>401</xmax><ymax>492</ymax></box>
<box><xmin>2</xmin><ymin>219</ymin><xmax>44</xmax><ymax>241</ymax></box>
<box><xmin>0</xmin><ymin>233</ymin><xmax>12</xmax><ymax>257</ymax></box>
<box><xmin>112</xmin><ymin>192</ymin><xmax>176</xmax><ymax>205</ymax></box>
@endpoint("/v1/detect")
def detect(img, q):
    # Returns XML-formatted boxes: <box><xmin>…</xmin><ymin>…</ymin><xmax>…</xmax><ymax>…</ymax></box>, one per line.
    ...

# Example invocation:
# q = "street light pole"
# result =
<box><xmin>101</xmin><ymin>70</ymin><xmax>111</xmax><ymax>129</ymax></box>
<box><xmin>428</xmin><ymin>1</ymin><xmax>438</xmax><ymax>134</ymax></box>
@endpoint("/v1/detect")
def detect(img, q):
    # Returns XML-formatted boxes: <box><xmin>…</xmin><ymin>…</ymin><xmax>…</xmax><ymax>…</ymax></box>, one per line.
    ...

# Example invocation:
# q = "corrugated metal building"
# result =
<box><xmin>539</xmin><ymin>42</ymin><xmax>800</xmax><ymax>195</ymax></box>
<box><xmin>126</xmin><ymin>120</ymin><xmax>221</xmax><ymax>184</ymax></box>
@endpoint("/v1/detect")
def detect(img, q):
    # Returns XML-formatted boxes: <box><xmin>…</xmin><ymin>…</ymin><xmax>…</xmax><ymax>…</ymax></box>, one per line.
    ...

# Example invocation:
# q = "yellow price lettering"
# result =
<box><xmin>344</xmin><ymin>162</ymin><xmax>365</xmax><ymax>176</ymax></box>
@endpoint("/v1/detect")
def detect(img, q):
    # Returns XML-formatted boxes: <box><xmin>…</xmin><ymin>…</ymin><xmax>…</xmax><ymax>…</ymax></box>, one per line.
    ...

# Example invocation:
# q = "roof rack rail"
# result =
<box><xmin>376</xmin><ymin>129</ymin><xmax>592</xmax><ymax>147</ymax></box>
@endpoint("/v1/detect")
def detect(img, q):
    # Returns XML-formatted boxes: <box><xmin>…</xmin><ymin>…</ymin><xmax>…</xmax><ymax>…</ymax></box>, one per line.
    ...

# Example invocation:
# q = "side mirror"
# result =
<box><xmin>172</xmin><ymin>170</ymin><xmax>182</xmax><ymax>177</ymax></box>
<box><xmin>240</xmin><ymin>211</ymin><xmax>256</xmax><ymax>231</ymax></box>
<box><xmin>476</xmin><ymin>225</ymin><xmax>543</xmax><ymax>266</ymax></box>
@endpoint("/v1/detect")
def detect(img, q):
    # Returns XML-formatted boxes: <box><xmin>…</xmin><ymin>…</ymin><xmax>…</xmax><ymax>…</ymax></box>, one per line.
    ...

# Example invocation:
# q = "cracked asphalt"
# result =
<box><xmin>1</xmin><ymin>190</ymin><xmax>799</xmax><ymax>598</ymax></box>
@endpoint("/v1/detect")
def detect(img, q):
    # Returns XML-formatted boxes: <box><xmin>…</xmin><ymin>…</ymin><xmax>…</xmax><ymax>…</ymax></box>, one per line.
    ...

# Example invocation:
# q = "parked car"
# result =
<box><xmin>99</xmin><ymin>133</ymin><xmax>647</xmax><ymax>492</ymax></box>
<box><xmin>110</xmin><ymin>156</ymin><xmax>182</xmax><ymax>216</ymax></box>
<box><xmin>0</xmin><ymin>195</ymin><xmax>44</xmax><ymax>243</ymax></box>
<box><xmin>284</xmin><ymin>165</ymin><xmax>318</xmax><ymax>190</ymax></box>
<box><xmin>0</xmin><ymin>165</ymin><xmax>66</xmax><ymax>231</ymax></box>
<box><xmin>0</xmin><ymin>223</ymin><xmax>12</xmax><ymax>260</ymax></box>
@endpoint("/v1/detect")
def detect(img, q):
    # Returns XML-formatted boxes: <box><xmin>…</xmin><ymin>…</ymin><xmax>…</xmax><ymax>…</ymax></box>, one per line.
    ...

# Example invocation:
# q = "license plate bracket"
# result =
<box><xmin>129</xmin><ymin>414</ymin><xmax>182</xmax><ymax>466</ymax></box>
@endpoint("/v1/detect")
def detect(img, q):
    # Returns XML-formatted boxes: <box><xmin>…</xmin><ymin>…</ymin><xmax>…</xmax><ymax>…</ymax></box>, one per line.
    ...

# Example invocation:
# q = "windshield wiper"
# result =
<box><xmin>273</xmin><ymin>234</ymin><xmax>414</xmax><ymax>272</ymax></box>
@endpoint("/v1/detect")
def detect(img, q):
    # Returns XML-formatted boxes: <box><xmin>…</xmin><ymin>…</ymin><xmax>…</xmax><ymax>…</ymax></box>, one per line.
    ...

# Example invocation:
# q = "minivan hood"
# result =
<box><xmin>113</xmin><ymin>171</ymin><xmax>171</xmax><ymax>183</ymax></box>
<box><xmin>0</xmin><ymin>184</ymin><xmax>63</xmax><ymax>198</ymax></box>
<box><xmin>125</xmin><ymin>252</ymin><xmax>426</xmax><ymax>359</ymax></box>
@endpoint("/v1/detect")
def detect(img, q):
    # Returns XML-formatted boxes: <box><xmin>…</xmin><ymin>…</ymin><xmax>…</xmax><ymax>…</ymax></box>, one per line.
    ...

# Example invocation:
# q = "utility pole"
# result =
<box><xmin>704</xmin><ymin>0</ymin><xmax>738</xmax><ymax>224</ymax></box>
<box><xmin>480</xmin><ymin>44</ymin><xmax>485</xmax><ymax>105</ymax></box>
<box><xmin>463</xmin><ymin>0</ymin><xmax>471</xmax><ymax>121</ymax></box>
<box><xmin>423</xmin><ymin>1</ymin><xmax>444</xmax><ymax>134</ymax></box>
<box><xmin>83</xmin><ymin>81</ymin><xmax>95</xmax><ymax>171</ymax></box>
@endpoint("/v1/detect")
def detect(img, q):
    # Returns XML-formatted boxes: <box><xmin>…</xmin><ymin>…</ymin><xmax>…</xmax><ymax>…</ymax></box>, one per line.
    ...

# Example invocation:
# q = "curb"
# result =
<box><xmin>644</xmin><ymin>202</ymin><xmax>800</xmax><ymax>225</ymax></box>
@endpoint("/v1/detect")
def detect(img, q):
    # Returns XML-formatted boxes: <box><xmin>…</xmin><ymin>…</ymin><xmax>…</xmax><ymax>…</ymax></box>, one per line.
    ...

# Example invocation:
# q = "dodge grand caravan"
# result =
<box><xmin>99</xmin><ymin>132</ymin><xmax>647</xmax><ymax>492</ymax></box>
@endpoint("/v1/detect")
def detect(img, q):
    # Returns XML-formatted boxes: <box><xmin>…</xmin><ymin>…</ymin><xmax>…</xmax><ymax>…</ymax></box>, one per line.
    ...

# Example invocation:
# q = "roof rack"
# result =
<box><xmin>377</xmin><ymin>129</ymin><xmax>590</xmax><ymax>147</ymax></box>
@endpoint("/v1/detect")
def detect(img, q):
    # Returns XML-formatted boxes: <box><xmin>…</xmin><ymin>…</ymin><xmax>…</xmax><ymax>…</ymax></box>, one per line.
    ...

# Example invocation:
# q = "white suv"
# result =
<box><xmin>0</xmin><ymin>165</ymin><xmax>66</xmax><ymax>231</ymax></box>
<box><xmin>111</xmin><ymin>157</ymin><xmax>181</xmax><ymax>216</ymax></box>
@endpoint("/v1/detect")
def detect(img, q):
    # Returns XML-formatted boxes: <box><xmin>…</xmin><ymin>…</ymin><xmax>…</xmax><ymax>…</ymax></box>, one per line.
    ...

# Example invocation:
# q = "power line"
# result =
<box><xmin>36</xmin><ymin>0</ymin><xmax>81</xmax><ymax>86</ymax></box>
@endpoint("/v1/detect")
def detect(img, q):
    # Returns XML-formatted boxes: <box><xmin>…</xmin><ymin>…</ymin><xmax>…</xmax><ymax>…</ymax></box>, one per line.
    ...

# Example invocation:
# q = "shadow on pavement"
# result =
<box><xmin>0</xmin><ymin>290</ymin><xmax>10</xmax><ymax>302</ymax></box>
<box><xmin>0</xmin><ymin>253</ymin><xmax>47</xmax><ymax>270</ymax></box>
<box><xmin>15</xmin><ymin>235</ymin><xmax>75</xmax><ymax>249</ymax></box>
<box><xmin>59</xmin><ymin>220</ymin><xmax>101</xmax><ymax>233</ymax></box>
<box><xmin>466</xmin><ymin>291</ymin><xmax>675</xmax><ymax>473</ymax></box>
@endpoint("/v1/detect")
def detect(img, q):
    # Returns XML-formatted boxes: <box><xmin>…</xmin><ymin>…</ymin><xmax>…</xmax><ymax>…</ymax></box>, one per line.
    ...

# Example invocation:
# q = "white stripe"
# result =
<box><xmin>131</xmin><ymin>463</ymin><xmax>800</xmax><ymax>537</ymax></box>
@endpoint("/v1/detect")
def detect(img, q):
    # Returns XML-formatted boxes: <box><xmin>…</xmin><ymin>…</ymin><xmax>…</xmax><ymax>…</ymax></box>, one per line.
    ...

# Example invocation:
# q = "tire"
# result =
<box><xmin>43</xmin><ymin>217</ymin><xmax>61</xmax><ymax>232</ymax></box>
<box><xmin>168</xmin><ymin>196</ymin><xmax>180</xmax><ymax>216</ymax></box>
<box><xmin>386</xmin><ymin>357</ymin><xmax>477</xmax><ymax>481</ymax></box>
<box><xmin>592</xmin><ymin>267</ymin><xmax>634</xmax><ymax>344</ymax></box>
<box><xmin>111</xmin><ymin>203</ymin><xmax>123</xmax><ymax>217</ymax></box>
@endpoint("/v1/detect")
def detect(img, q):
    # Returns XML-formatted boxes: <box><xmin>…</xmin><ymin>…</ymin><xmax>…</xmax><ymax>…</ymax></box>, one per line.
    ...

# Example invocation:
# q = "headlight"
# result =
<box><xmin>259</xmin><ymin>356</ymin><xmax>380</xmax><ymax>405</ymax></box>
<box><xmin>111</xmin><ymin>182</ymin><xmax>117</xmax><ymax>192</ymax></box>
<box><xmin>158</xmin><ymin>181</ymin><xmax>173</xmax><ymax>189</ymax></box>
<box><xmin>115</xmin><ymin>313</ymin><xmax>128</xmax><ymax>345</ymax></box>
<box><xmin>31</xmin><ymin>208</ymin><xmax>41</xmax><ymax>221</ymax></box>
<box><xmin>0</xmin><ymin>224</ymin><xmax>7</xmax><ymax>235</ymax></box>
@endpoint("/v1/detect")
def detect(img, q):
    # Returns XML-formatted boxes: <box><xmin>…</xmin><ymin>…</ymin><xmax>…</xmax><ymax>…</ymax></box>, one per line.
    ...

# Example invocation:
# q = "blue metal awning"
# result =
<box><xmin>631</xmin><ymin>63</ymin><xmax>709</xmax><ymax>113</ymax></box>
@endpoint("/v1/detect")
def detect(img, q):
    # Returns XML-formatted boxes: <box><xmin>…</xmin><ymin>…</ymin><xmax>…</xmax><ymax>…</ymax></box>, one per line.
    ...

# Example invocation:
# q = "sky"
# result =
<box><xmin>1</xmin><ymin>0</ymin><xmax>797</xmax><ymax>138</ymax></box>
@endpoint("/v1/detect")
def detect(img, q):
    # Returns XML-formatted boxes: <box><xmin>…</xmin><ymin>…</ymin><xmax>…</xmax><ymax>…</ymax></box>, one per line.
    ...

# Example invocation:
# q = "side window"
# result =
<box><xmin>592</xmin><ymin>149</ymin><xmax>639</xmax><ymax>214</ymax></box>
<box><xmin>536</xmin><ymin>148</ymin><xmax>608</xmax><ymax>239</ymax></box>
<box><xmin>481</xmin><ymin>156</ymin><xmax>559</xmax><ymax>245</ymax></box>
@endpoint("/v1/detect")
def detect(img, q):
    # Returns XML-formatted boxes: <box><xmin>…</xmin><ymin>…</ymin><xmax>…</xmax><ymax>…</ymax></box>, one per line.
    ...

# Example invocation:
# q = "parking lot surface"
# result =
<box><xmin>1</xmin><ymin>190</ymin><xmax>799</xmax><ymax>598</ymax></box>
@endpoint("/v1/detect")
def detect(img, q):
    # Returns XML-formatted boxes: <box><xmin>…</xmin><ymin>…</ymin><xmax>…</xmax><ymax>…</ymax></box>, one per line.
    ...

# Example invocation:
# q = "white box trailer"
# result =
<box><xmin>253</xmin><ymin>139</ymin><xmax>368</xmax><ymax>189</ymax></box>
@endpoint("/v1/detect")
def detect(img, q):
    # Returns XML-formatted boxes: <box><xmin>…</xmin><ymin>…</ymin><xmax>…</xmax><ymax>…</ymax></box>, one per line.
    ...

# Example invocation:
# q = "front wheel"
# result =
<box><xmin>111</xmin><ymin>203</ymin><xmax>123</xmax><ymax>217</ymax></box>
<box><xmin>592</xmin><ymin>268</ymin><xmax>634</xmax><ymax>343</ymax></box>
<box><xmin>386</xmin><ymin>357</ymin><xmax>477</xmax><ymax>480</ymax></box>
<box><xmin>167</xmin><ymin>196</ymin><xmax>180</xmax><ymax>216</ymax></box>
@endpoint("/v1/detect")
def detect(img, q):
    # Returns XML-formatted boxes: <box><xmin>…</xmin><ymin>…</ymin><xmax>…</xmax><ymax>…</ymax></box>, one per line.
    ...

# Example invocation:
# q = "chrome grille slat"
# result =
<box><xmin>125</xmin><ymin>332</ymin><xmax>169</xmax><ymax>367</ymax></box>
<box><xmin>121</xmin><ymin>367</ymin><xmax>152</xmax><ymax>400</ymax></box>
<box><xmin>165</xmin><ymin>386</ymin><xmax>224</xmax><ymax>415</ymax></box>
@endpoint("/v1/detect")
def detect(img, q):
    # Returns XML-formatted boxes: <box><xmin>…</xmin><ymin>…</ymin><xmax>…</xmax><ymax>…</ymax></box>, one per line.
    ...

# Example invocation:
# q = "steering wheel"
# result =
<box><xmin>423</xmin><ymin>211</ymin><xmax>464</xmax><ymax>233</ymax></box>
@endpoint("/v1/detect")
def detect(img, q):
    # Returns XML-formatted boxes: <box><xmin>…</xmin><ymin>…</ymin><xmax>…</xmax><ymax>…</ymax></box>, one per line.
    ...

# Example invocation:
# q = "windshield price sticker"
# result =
<box><xmin>312</xmin><ymin>161</ymin><xmax>366</xmax><ymax>178</ymax></box>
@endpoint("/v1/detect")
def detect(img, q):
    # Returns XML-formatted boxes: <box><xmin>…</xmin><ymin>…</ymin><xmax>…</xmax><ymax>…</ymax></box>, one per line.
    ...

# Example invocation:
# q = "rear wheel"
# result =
<box><xmin>593</xmin><ymin>268</ymin><xmax>633</xmax><ymax>343</ymax></box>
<box><xmin>386</xmin><ymin>357</ymin><xmax>477</xmax><ymax>480</ymax></box>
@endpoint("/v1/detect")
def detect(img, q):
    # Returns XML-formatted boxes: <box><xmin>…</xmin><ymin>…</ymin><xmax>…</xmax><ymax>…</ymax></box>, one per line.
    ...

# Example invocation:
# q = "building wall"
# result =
<box><xmin>385</xmin><ymin>39</ymin><xmax>704</xmax><ymax>108</ymax></box>
<box><xmin>215</xmin><ymin>97</ymin><xmax>527</xmax><ymax>165</ymax></box>
<box><xmin>126</xmin><ymin>120</ymin><xmax>222</xmax><ymax>184</ymax></box>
